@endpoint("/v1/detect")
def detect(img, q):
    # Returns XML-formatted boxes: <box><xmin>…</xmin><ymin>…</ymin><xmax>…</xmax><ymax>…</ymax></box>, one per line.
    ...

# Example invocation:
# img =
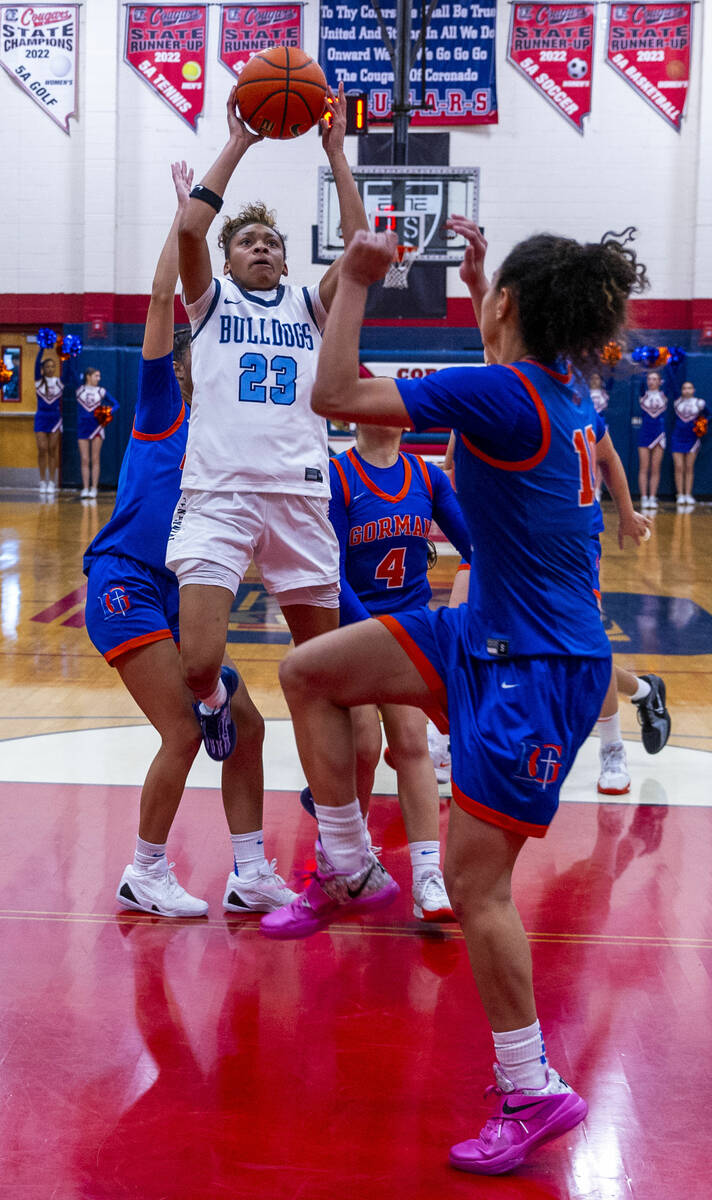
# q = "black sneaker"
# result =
<box><xmin>632</xmin><ymin>674</ymin><xmax>671</xmax><ymax>755</ymax></box>
<box><xmin>193</xmin><ymin>665</ymin><xmax>239</xmax><ymax>761</ymax></box>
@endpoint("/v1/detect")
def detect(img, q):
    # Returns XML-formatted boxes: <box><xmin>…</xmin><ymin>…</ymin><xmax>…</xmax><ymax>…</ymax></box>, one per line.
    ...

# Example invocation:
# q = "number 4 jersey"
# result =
<box><xmin>183</xmin><ymin>277</ymin><xmax>329</xmax><ymax>496</ymax></box>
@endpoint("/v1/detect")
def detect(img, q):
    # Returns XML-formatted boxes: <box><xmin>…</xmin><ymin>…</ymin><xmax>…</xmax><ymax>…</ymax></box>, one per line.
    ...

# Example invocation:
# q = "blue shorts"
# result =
<box><xmin>77</xmin><ymin>409</ymin><xmax>104</xmax><ymax>441</ymax></box>
<box><xmin>378</xmin><ymin>606</ymin><xmax>610</xmax><ymax>838</ymax></box>
<box><xmin>34</xmin><ymin>409</ymin><xmax>62</xmax><ymax>434</ymax></box>
<box><xmin>85</xmin><ymin>553</ymin><xmax>179</xmax><ymax>664</ymax></box>
<box><xmin>588</xmin><ymin>534</ymin><xmax>602</xmax><ymax>603</ymax></box>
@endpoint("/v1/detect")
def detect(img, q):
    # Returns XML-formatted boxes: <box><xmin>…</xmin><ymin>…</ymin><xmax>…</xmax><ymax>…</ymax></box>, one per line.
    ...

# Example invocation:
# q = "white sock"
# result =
<box><xmin>134</xmin><ymin>836</ymin><xmax>168</xmax><ymax>873</ymax></box>
<box><xmin>493</xmin><ymin>1019</ymin><xmax>548</xmax><ymax>1091</ymax></box>
<box><xmin>631</xmin><ymin>678</ymin><xmax>651</xmax><ymax>703</ymax></box>
<box><xmin>230</xmin><ymin>829</ymin><xmax>266</xmax><ymax>880</ymax></box>
<box><xmin>198</xmin><ymin>677</ymin><xmax>227</xmax><ymax>714</ymax></box>
<box><xmin>409</xmin><ymin>840</ymin><xmax>441</xmax><ymax>883</ymax></box>
<box><xmin>597</xmin><ymin>711</ymin><xmax>621</xmax><ymax>748</ymax></box>
<box><xmin>314</xmin><ymin>798</ymin><xmax>367</xmax><ymax>874</ymax></box>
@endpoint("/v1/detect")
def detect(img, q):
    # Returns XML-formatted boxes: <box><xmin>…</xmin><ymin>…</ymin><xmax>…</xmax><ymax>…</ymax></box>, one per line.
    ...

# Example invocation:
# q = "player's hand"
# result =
<box><xmin>340</xmin><ymin>229</ymin><xmax>398</xmax><ymax>287</ymax></box>
<box><xmin>171</xmin><ymin>160</ymin><xmax>194</xmax><ymax>210</ymax></box>
<box><xmin>446</xmin><ymin>214</ymin><xmax>488</xmax><ymax>289</ymax></box>
<box><xmin>618</xmin><ymin>509</ymin><xmax>651</xmax><ymax>548</ymax></box>
<box><xmin>320</xmin><ymin>82</ymin><xmax>346</xmax><ymax>154</ymax></box>
<box><xmin>226</xmin><ymin>84</ymin><xmax>263</xmax><ymax>150</ymax></box>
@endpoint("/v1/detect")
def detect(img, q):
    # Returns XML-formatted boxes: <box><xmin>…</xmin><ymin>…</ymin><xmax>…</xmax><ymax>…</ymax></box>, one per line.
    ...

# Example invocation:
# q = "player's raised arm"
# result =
<box><xmin>179</xmin><ymin>87</ymin><xmax>262</xmax><ymax>304</ymax></box>
<box><xmin>446</xmin><ymin>215</ymin><xmax>489</xmax><ymax>331</ymax></box>
<box><xmin>317</xmin><ymin>83</ymin><xmax>369</xmax><ymax>312</ymax></box>
<box><xmin>312</xmin><ymin>230</ymin><xmax>409</xmax><ymax>424</ymax></box>
<box><xmin>143</xmin><ymin>161</ymin><xmax>194</xmax><ymax>362</ymax></box>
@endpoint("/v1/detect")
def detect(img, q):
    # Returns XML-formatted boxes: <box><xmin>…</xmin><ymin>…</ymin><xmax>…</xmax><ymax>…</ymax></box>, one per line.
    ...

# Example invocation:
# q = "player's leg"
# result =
<box><xmin>648</xmin><ymin>443</ymin><xmax>664</xmax><ymax>506</ymax></box>
<box><xmin>35</xmin><ymin>430</ymin><xmax>49</xmax><ymax>492</ymax></box>
<box><xmin>596</xmin><ymin>664</ymin><xmax>629</xmax><ymax>795</ymax></box>
<box><xmin>89</xmin><ymin>435</ymin><xmax>102</xmax><ymax>496</ymax></box>
<box><xmin>427</xmin><ymin>562</ymin><xmax>470</xmax><ymax>781</ymax></box>
<box><xmin>280</xmin><ymin>602</ymin><xmax>339</xmax><ymax>645</ymax></box>
<box><xmin>637</xmin><ymin>445</ymin><xmax>650</xmax><ymax>504</ymax></box>
<box><xmin>48</xmin><ymin>429</ymin><xmax>61</xmax><ymax>494</ymax></box>
<box><xmin>221</xmin><ymin>664</ymin><xmax>297</xmax><ymax>913</ymax></box>
<box><xmin>381</xmin><ymin>702</ymin><xmax>454</xmax><ymax>922</ymax></box>
<box><xmin>616</xmin><ymin>663</ymin><xmax>671</xmax><ymax>754</ymax></box>
<box><xmin>685</xmin><ymin>446</ymin><xmax>697</xmax><ymax>502</ymax></box>
<box><xmin>78</xmin><ymin>438</ymin><xmax>90</xmax><ymax>496</ymax></box>
<box><xmin>673</xmin><ymin>451</ymin><xmax>685</xmax><ymax>503</ymax></box>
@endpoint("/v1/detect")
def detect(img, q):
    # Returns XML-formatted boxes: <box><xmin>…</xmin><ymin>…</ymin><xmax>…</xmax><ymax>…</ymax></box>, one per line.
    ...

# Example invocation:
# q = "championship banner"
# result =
<box><xmin>219</xmin><ymin>4</ymin><xmax>303</xmax><ymax>79</ymax></box>
<box><xmin>0</xmin><ymin>4</ymin><xmax>78</xmax><ymax>134</ymax></box>
<box><xmin>319</xmin><ymin>3</ymin><xmax>497</xmax><ymax>127</ymax></box>
<box><xmin>606</xmin><ymin>4</ymin><xmax>692</xmax><ymax>131</ymax></box>
<box><xmin>507</xmin><ymin>4</ymin><xmax>594</xmax><ymax>134</ymax></box>
<box><xmin>124</xmin><ymin>5</ymin><xmax>207</xmax><ymax>130</ymax></box>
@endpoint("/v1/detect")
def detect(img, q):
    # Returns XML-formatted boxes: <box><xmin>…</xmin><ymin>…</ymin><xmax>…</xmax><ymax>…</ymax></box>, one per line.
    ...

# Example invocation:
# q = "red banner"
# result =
<box><xmin>507</xmin><ymin>4</ymin><xmax>595</xmax><ymax>134</ymax></box>
<box><xmin>124</xmin><ymin>5</ymin><xmax>207</xmax><ymax>130</ymax></box>
<box><xmin>606</xmin><ymin>4</ymin><xmax>692</xmax><ymax>131</ymax></box>
<box><xmin>219</xmin><ymin>4</ymin><xmax>303</xmax><ymax>79</ymax></box>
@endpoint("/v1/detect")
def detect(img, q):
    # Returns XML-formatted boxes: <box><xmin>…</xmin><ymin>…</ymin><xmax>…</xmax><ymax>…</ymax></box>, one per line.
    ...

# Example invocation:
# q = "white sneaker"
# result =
<box><xmin>597</xmin><ymin>741</ymin><xmax>630</xmax><ymax>795</ymax></box>
<box><xmin>686</xmin><ymin>494</ymin><xmax>696</xmax><ymax>506</ymax></box>
<box><xmin>676</xmin><ymin>494</ymin><xmax>686</xmax><ymax>506</ymax></box>
<box><xmin>427</xmin><ymin>721</ymin><xmax>451</xmax><ymax>784</ymax></box>
<box><xmin>39</xmin><ymin>480</ymin><xmax>48</xmax><ymax>496</ymax></box>
<box><xmin>223</xmin><ymin>859</ymin><xmax>298</xmax><ymax>913</ymax></box>
<box><xmin>412</xmin><ymin>868</ymin><xmax>455</xmax><ymax>922</ymax></box>
<box><xmin>116</xmin><ymin>862</ymin><xmax>208</xmax><ymax>917</ymax></box>
<box><xmin>640</xmin><ymin>496</ymin><xmax>650</xmax><ymax>508</ymax></box>
<box><xmin>89</xmin><ymin>487</ymin><xmax>98</xmax><ymax>498</ymax></box>
<box><xmin>80</xmin><ymin>487</ymin><xmax>90</xmax><ymax>498</ymax></box>
<box><xmin>47</xmin><ymin>480</ymin><xmax>56</xmax><ymax>496</ymax></box>
<box><xmin>649</xmin><ymin>496</ymin><xmax>658</xmax><ymax>509</ymax></box>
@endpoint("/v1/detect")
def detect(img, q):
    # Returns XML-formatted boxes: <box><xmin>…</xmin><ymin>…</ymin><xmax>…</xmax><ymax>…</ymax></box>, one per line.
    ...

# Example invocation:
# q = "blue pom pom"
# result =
<box><xmin>667</xmin><ymin>345</ymin><xmax>685</xmax><ymax>367</ymax></box>
<box><xmin>38</xmin><ymin>327</ymin><xmax>57</xmax><ymax>349</ymax></box>
<box><xmin>62</xmin><ymin>334</ymin><xmax>83</xmax><ymax>358</ymax></box>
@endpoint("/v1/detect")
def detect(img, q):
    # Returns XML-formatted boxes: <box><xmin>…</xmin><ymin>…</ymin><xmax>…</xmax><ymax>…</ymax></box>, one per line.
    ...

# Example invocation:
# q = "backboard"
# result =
<box><xmin>317</xmin><ymin>165</ymin><xmax>479</xmax><ymax>263</ymax></box>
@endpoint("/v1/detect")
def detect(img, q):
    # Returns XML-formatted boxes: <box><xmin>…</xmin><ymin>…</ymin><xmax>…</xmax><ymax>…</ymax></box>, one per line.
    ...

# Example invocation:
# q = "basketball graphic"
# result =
<box><xmin>236</xmin><ymin>46</ymin><xmax>327</xmax><ymax>139</ymax></box>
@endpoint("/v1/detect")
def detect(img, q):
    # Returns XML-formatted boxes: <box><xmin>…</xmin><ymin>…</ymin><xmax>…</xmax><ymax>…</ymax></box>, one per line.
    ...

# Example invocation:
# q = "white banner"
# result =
<box><xmin>0</xmin><ymin>4</ymin><xmax>79</xmax><ymax>133</ymax></box>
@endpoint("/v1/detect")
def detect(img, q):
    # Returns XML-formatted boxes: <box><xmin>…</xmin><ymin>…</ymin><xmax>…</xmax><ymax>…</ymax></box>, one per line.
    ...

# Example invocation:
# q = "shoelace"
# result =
<box><xmin>258</xmin><ymin>859</ymin><xmax>288</xmax><ymax>888</ymax></box>
<box><xmin>419</xmin><ymin>871</ymin><xmax>447</xmax><ymax>901</ymax></box>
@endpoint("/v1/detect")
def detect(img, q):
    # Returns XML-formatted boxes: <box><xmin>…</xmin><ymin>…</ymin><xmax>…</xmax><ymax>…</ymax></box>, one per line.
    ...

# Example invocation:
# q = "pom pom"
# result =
<box><xmin>62</xmin><ymin>334</ymin><xmax>83</xmax><ymax>358</ymax></box>
<box><xmin>693</xmin><ymin>415</ymin><xmax>708</xmax><ymax>438</ymax></box>
<box><xmin>0</xmin><ymin>363</ymin><xmax>13</xmax><ymax>385</ymax></box>
<box><xmin>667</xmin><ymin>345</ymin><xmax>685</xmax><ymax>367</ymax></box>
<box><xmin>601</xmin><ymin>341</ymin><xmax>622</xmax><ymax>366</ymax></box>
<box><xmin>631</xmin><ymin>345</ymin><xmax>659</xmax><ymax>368</ymax></box>
<box><xmin>655</xmin><ymin>346</ymin><xmax>669</xmax><ymax>368</ymax></box>
<box><xmin>93</xmin><ymin>404</ymin><xmax>113</xmax><ymax>427</ymax></box>
<box><xmin>58</xmin><ymin>352</ymin><xmax>70</xmax><ymax>363</ymax></box>
<box><xmin>37</xmin><ymin>327</ymin><xmax>57</xmax><ymax>349</ymax></box>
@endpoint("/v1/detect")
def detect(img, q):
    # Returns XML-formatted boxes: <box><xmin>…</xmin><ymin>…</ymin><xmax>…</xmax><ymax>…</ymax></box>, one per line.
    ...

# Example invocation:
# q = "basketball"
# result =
<box><xmin>236</xmin><ymin>46</ymin><xmax>327</xmax><ymax>140</ymax></box>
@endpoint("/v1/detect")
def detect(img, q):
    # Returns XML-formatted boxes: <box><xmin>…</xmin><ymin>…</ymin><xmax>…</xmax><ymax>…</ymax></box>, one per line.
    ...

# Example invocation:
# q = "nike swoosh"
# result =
<box><xmin>420</xmin><ymin>850</ymin><xmax>438</xmax><ymax>856</ymax></box>
<box><xmin>346</xmin><ymin>862</ymin><xmax>375</xmax><ymax>899</ymax></box>
<box><xmin>502</xmin><ymin>683</ymin><xmax>519</xmax><ymax>690</ymax></box>
<box><xmin>224</xmin><ymin>300</ymin><xmax>243</xmax><ymax>305</ymax></box>
<box><xmin>501</xmin><ymin>1099</ymin><xmax>550</xmax><ymax>1115</ymax></box>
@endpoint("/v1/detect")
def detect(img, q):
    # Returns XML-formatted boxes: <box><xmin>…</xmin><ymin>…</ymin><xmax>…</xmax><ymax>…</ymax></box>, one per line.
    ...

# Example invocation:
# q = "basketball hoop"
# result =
<box><xmin>383</xmin><ymin>243</ymin><xmax>418</xmax><ymax>289</ymax></box>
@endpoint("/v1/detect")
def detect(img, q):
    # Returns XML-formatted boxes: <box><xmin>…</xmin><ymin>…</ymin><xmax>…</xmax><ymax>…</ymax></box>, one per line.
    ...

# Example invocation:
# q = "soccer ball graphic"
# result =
<box><xmin>568</xmin><ymin>58</ymin><xmax>588</xmax><ymax>79</ymax></box>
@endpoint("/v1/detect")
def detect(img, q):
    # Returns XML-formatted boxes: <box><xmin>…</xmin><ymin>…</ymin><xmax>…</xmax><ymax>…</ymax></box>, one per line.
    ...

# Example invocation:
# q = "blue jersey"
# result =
<box><xmin>397</xmin><ymin>360</ymin><xmax>610</xmax><ymax>660</ymax></box>
<box><xmin>83</xmin><ymin>354</ymin><xmax>188</xmax><ymax>575</ymax></box>
<box><xmin>329</xmin><ymin>448</ymin><xmax>471</xmax><ymax>624</ymax></box>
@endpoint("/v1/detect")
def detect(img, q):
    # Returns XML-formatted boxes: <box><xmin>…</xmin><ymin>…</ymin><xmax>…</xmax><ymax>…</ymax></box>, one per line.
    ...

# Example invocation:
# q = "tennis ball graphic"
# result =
<box><xmin>182</xmin><ymin>61</ymin><xmax>202</xmax><ymax>82</ymax></box>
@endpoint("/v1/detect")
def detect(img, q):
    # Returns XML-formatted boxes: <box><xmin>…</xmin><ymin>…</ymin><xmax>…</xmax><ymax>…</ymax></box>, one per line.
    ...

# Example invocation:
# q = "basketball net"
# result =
<box><xmin>383</xmin><ymin>243</ymin><xmax>418</xmax><ymax>289</ymax></box>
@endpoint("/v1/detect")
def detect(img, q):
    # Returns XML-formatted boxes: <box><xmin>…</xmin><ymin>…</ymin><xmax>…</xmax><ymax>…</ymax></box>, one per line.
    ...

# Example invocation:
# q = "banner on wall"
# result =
<box><xmin>219</xmin><ymin>4</ymin><xmax>303</xmax><ymax>79</ymax></box>
<box><xmin>124</xmin><ymin>5</ymin><xmax>207</xmax><ymax>130</ymax></box>
<box><xmin>507</xmin><ymin>4</ymin><xmax>595</xmax><ymax>134</ymax></box>
<box><xmin>606</xmin><ymin>3</ymin><xmax>692</xmax><ymax>131</ymax></box>
<box><xmin>319</xmin><ymin>3</ymin><xmax>497</xmax><ymax>126</ymax></box>
<box><xmin>0</xmin><ymin>4</ymin><xmax>79</xmax><ymax>133</ymax></box>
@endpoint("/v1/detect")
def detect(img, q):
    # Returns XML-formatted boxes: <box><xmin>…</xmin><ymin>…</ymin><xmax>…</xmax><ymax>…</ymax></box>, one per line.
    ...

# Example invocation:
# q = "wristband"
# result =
<box><xmin>189</xmin><ymin>185</ymin><xmax>224</xmax><ymax>213</ymax></box>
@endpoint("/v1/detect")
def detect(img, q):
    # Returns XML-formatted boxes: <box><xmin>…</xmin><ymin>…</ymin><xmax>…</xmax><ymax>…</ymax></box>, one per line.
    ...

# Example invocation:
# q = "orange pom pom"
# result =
<box><xmin>601</xmin><ymin>341</ymin><xmax>622</xmax><ymax>366</ymax></box>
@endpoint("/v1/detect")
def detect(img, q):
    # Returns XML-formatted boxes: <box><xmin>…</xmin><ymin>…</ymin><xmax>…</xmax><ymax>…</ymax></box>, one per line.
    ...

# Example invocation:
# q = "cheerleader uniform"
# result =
<box><xmin>637</xmin><ymin>388</ymin><xmax>667</xmax><ymax>449</ymax></box>
<box><xmin>76</xmin><ymin>383</ymin><xmax>118</xmax><ymax>440</ymax></box>
<box><xmin>670</xmin><ymin>395</ymin><xmax>706</xmax><ymax>454</ymax></box>
<box><xmin>34</xmin><ymin>349</ymin><xmax>64</xmax><ymax>434</ymax></box>
<box><xmin>590</xmin><ymin>387</ymin><xmax>608</xmax><ymax>419</ymax></box>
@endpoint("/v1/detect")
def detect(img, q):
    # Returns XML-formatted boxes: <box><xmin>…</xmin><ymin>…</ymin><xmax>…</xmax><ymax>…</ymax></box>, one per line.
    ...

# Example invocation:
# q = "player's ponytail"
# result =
<box><xmin>497</xmin><ymin>229</ymin><xmax>648</xmax><ymax>369</ymax></box>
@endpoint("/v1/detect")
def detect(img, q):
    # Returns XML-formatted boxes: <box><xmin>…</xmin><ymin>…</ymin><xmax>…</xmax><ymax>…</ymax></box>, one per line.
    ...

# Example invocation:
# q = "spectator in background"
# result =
<box><xmin>34</xmin><ymin>348</ymin><xmax>64</xmax><ymax>498</ymax></box>
<box><xmin>76</xmin><ymin>368</ymin><xmax>118</xmax><ymax>499</ymax></box>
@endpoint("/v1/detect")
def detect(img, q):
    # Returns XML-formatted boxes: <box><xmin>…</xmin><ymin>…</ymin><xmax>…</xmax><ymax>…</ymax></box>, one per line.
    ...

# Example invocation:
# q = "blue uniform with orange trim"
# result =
<box><xmin>329</xmin><ymin>447</ymin><xmax>471</xmax><ymax>624</ymax></box>
<box><xmin>83</xmin><ymin>353</ymin><xmax>188</xmax><ymax>664</ymax></box>
<box><xmin>379</xmin><ymin>359</ymin><xmax>611</xmax><ymax>838</ymax></box>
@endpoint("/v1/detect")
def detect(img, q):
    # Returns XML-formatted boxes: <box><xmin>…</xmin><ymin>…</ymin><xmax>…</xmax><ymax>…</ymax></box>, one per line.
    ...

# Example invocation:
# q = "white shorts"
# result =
<box><xmin>166</xmin><ymin>489</ymin><xmax>340</xmax><ymax>601</ymax></box>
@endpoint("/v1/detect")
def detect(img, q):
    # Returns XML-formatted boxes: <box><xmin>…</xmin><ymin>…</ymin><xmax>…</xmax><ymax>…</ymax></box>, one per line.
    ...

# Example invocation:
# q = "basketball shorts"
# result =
<box><xmin>34</xmin><ymin>410</ymin><xmax>62</xmax><ymax>435</ymax></box>
<box><xmin>77</xmin><ymin>410</ymin><xmax>105</xmax><ymax>441</ymax></box>
<box><xmin>378</xmin><ymin>605</ymin><xmax>611</xmax><ymax>838</ymax></box>
<box><xmin>85</xmin><ymin>553</ymin><xmax>180</xmax><ymax>665</ymax></box>
<box><xmin>165</xmin><ymin>489</ymin><xmax>340</xmax><ymax>600</ymax></box>
<box><xmin>588</xmin><ymin>534</ymin><xmax>602</xmax><ymax>604</ymax></box>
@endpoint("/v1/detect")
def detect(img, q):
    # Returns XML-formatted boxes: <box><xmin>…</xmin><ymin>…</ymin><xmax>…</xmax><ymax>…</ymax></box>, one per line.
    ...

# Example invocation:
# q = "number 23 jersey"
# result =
<box><xmin>183</xmin><ymin>277</ymin><xmax>329</xmax><ymax>497</ymax></box>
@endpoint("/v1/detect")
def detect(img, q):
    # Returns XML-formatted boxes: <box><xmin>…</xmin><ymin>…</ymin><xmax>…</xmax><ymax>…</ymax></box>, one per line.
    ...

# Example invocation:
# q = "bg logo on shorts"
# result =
<box><xmin>100</xmin><ymin>586</ymin><xmax>131</xmax><ymax>618</ymax></box>
<box><xmin>514</xmin><ymin>741</ymin><xmax>563</xmax><ymax>790</ymax></box>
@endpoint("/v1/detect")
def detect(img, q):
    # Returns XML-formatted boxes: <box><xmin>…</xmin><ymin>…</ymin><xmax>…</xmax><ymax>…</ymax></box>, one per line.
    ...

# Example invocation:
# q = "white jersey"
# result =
<box><xmin>184</xmin><ymin>277</ymin><xmax>330</xmax><ymax>497</ymax></box>
<box><xmin>674</xmin><ymin>395</ymin><xmax>705</xmax><ymax>424</ymax></box>
<box><xmin>590</xmin><ymin>387</ymin><xmax>608</xmax><ymax>415</ymax></box>
<box><xmin>76</xmin><ymin>384</ymin><xmax>107</xmax><ymax>413</ymax></box>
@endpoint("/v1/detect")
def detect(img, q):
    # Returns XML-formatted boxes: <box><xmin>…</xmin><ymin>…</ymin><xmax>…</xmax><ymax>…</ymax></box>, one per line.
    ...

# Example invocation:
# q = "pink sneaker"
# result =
<box><xmin>449</xmin><ymin>1065</ymin><xmax>587</xmax><ymax>1175</ymax></box>
<box><xmin>260</xmin><ymin>842</ymin><xmax>399</xmax><ymax>940</ymax></box>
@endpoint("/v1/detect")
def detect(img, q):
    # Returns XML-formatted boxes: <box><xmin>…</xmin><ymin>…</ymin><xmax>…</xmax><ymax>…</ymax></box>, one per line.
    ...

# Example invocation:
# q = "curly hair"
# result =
<box><xmin>496</xmin><ymin>229</ymin><xmax>649</xmax><ymax>368</ymax></box>
<box><xmin>218</xmin><ymin>202</ymin><xmax>286</xmax><ymax>260</ymax></box>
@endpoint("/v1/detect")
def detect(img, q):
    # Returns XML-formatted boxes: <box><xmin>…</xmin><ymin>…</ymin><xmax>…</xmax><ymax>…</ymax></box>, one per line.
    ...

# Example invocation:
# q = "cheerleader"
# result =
<box><xmin>588</xmin><ymin>371</ymin><xmax>609</xmax><ymax>499</ymax></box>
<box><xmin>637</xmin><ymin>370</ymin><xmax>667</xmax><ymax>508</ymax></box>
<box><xmin>671</xmin><ymin>381</ymin><xmax>706</xmax><ymax>506</ymax></box>
<box><xmin>34</xmin><ymin>349</ymin><xmax>64</xmax><ymax>497</ymax></box>
<box><xmin>76</xmin><ymin>368</ymin><xmax>118</xmax><ymax>498</ymax></box>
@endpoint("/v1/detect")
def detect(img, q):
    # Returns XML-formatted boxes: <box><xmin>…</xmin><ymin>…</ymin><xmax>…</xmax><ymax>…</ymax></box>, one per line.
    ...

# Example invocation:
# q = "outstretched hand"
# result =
<box><xmin>320</xmin><ymin>82</ymin><xmax>346</xmax><ymax>154</ymax></box>
<box><xmin>171</xmin><ymin>160</ymin><xmax>194</xmax><ymax>209</ymax></box>
<box><xmin>618</xmin><ymin>509</ymin><xmax>651</xmax><ymax>548</ymax></box>
<box><xmin>340</xmin><ymin>229</ymin><xmax>398</xmax><ymax>287</ymax></box>
<box><xmin>226</xmin><ymin>84</ymin><xmax>263</xmax><ymax>151</ymax></box>
<box><xmin>446</xmin><ymin>214</ymin><xmax>488</xmax><ymax>289</ymax></box>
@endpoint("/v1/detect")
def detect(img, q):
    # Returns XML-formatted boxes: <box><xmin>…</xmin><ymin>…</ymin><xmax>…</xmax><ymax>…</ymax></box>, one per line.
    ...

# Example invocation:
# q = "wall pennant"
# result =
<box><xmin>124</xmin><ymin>4</ymin><xmax>207</xmax><ymax>130</ymax></box>
<box><xmin>507</xmin><ymin>4</ymin><xmax>595</xmax><ymax>134</ymax></box>
<box><xmin>219</xmin><ymin>4</ymin><xmax>303</xmax><ymax>80</ymax></box>
<box><xmin>0</xmin><ymin>4</ymin><xmax>79</xmax><ymax>133</ymax></box>
<box><xmin>606</xmin><ymin>3</ymin><xmax>692</xmax><ymax>131</ymax></box>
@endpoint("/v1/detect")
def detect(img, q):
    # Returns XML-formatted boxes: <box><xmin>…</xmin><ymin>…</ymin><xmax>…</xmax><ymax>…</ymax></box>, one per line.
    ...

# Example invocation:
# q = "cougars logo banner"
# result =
<box><xmin>124</xmin><ymin>4</ymin><xmax>207</xmax><ymax>130</ymax></box>
<box><xmin>507</xmin><ymin>4</ymin><xmax>595</xmax><ymax>134</ymax></box>
<box><xmin>606</xmin><ymin>3</ymin><xmax>692</xmax><ymax>131</ymax></box>
<box><xmin>219</xmin><ymin>4</ymin><xmax>303</xmax><ymax>79</ymax></box>
<box><xmin>0</xmin><ymin>4</ymin><xmax>79</xmax><ymax>133</ymax></box>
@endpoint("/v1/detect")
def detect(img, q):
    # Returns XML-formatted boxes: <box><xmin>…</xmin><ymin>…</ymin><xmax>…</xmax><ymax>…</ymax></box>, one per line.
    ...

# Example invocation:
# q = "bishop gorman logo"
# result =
<box><xmin>100</xmin><ymin>586</ymin><xmax>131</xmax><ymax>618</ymax></box>
<box><xmin>514</xmin><ymin>741</ymin><xmax>563</xmax><ymax>790</ymax></box>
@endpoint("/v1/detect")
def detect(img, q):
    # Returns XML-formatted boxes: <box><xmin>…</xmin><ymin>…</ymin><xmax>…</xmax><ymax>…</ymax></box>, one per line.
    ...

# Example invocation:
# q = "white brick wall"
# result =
<box><xmin>0</xmin><ymin>0</ymin><xmax>707</xmax><ymax>303</ymax></box>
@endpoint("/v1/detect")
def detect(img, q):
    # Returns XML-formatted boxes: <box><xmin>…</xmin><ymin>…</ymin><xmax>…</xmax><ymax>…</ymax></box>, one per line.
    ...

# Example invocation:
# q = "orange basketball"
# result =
<box><xmin>236</xmin><ymin>46</ymin><xmax>327</xmax><ymax>140</ymax></box>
